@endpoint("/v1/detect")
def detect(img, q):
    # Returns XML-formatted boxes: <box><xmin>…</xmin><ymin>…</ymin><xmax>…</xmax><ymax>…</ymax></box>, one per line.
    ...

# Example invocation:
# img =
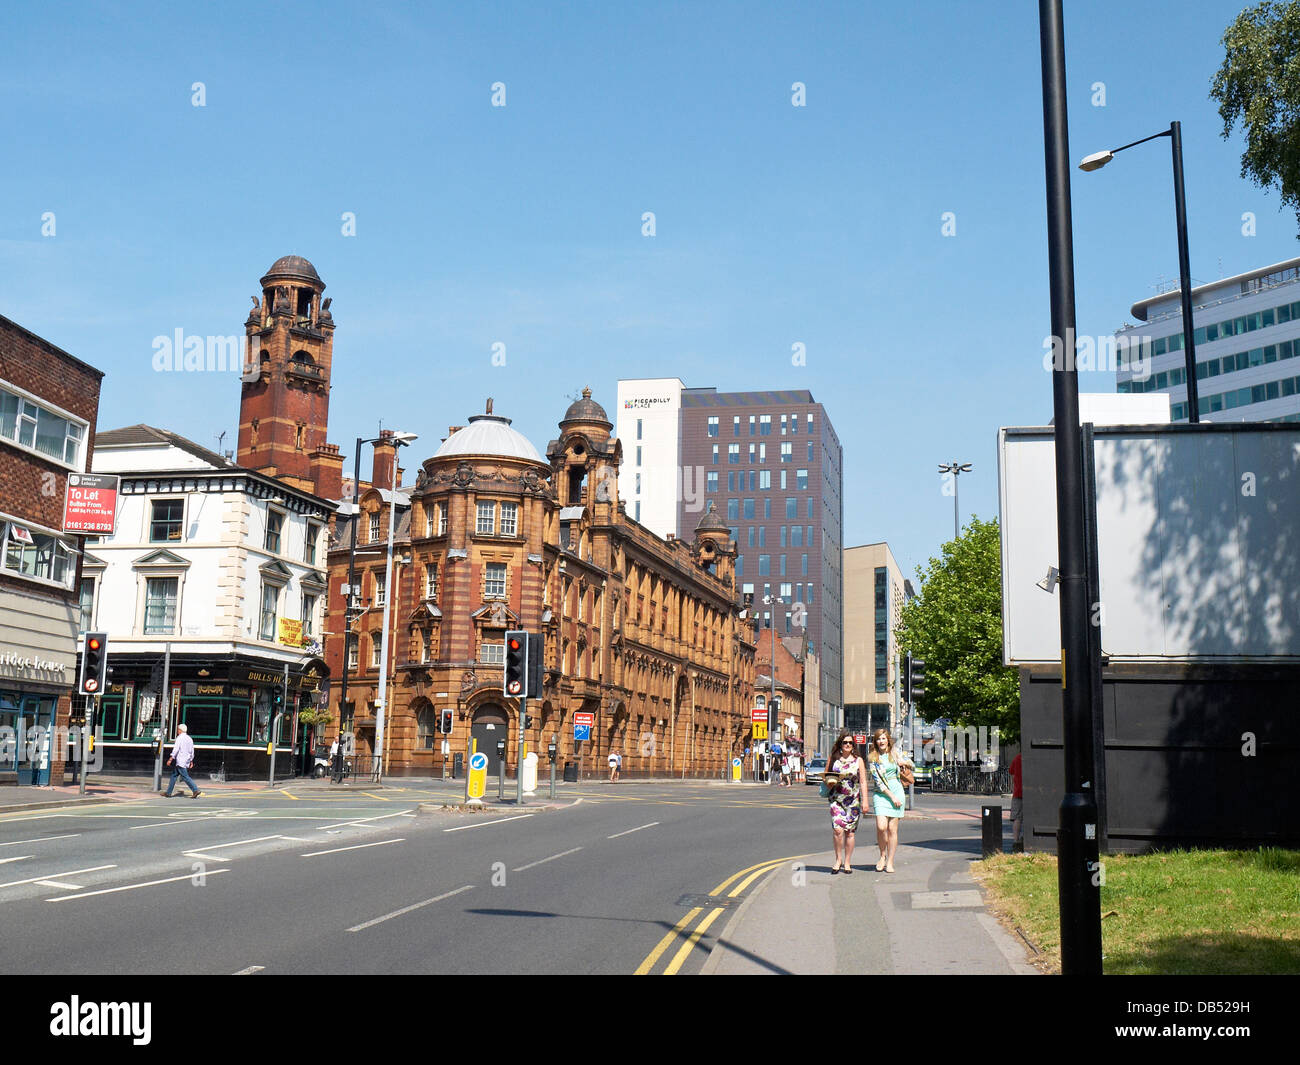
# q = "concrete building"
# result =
<box><xmin>326</xmin><ymin>389</ymin><xmax>761</xmax><ymax>779</ymax></box>
<box><xmin>617</xmin><ymin>379</ymin><xmax>844</xmax><ymax>742</ymax></box>
<box><xmin>1116</xmin><ymin>256</ymin><xmax>1300</xmax><ymax>423</ymax></box>
<box><xmin>0</xmin><ymin>314</ymin><xmax>103</xmax><ymax>785</ymax></box>
<box><xmin>843</xmin><ymin>542</ymin><xmax>908</xmax><ymax>737</ymax></box>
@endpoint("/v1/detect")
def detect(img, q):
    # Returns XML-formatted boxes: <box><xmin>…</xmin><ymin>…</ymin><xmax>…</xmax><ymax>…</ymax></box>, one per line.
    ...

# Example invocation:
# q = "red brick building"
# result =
<box><xmin>0</xmin><ymin>314</ymin><xmax>103</xmax><ymax>785</ymax></box>
<box><xmin>326</xmin><ymin>391</ymin><xmax>760</xmax><ymax>779</ymax></box>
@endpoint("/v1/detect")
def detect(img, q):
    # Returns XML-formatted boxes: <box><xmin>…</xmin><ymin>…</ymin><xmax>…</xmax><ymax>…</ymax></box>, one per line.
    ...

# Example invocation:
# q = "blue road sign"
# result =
<box><xmin>574</xmin><ymin>723</ymin><xmax>591</xmax><ymax>742</ymax></box>
<box><xmin>469</xmin><ymin>751</ymin><xmax>488</xmax><ymax>772</ymax></box>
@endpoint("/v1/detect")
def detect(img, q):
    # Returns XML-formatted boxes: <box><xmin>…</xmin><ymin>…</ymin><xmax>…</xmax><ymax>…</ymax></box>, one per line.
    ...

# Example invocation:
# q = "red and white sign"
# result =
<box><xmin>854</xmin><ymin>733</ymin><xmax>867</xmax><ymax>745</ymax></box>
<box><xmin>63</xmin><ymin>473</ymin><xmax>119</xmax><ymax>534</ymax></box>
<box><xmin>574</xmin><ymin>712</ymin><xmax>595</xmax><ymax>728</ymax></box>
<box><xmin>752</xmin><ymin>707</ymin><xmax>769</xmax><ymax>724</ymax></box>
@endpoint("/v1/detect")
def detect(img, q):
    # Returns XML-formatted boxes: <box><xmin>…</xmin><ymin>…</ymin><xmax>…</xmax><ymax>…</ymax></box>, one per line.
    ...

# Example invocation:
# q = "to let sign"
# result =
<box><xmin>63</xmin><ymin>473</ymin><xmax>119</xmax><ymax>534</ymax></box>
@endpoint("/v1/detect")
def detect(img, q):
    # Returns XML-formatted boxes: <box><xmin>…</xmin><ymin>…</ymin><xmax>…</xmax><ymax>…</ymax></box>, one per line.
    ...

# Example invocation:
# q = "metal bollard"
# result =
<box><xmin>981</xmin><ymin>804</ymin><xmax>1004</xmax><ymax>858</ymax></box>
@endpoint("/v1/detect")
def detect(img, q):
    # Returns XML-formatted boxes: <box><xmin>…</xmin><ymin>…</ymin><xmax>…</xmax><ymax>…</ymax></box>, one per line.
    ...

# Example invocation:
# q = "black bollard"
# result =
<box><xmin>981</xmin><ymin>804</ymin><xmax>1003</xmax><ymax>858</ymax></box>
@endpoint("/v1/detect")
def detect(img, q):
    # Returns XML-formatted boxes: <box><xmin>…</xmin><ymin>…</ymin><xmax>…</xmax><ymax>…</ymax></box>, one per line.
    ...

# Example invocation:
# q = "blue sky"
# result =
<box><xmin>3</xmin><ymin>0</ymin><xmax>1296</xmax><ymax>578</ymax></box>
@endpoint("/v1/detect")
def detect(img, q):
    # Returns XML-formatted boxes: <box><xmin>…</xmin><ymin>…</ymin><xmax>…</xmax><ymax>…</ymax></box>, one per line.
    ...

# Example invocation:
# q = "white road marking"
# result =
<box><xmin>317</xmin><ymin>809</ymin><xmax>415</xmax><ymax>831</ymax></box>
<box><xmin>0</xmin><ymin>856</ymin><xmax>33</xmax><ymax>866</ymax></box>
<box><xmin>0</xmin><ymin>833</ymin><xmax>80</xmax><ymax>847</ymax></box>
<box><xmin>348</xmin><ymin>884</ymin><xmax>475</xmax><ymax>932</ymax></box>
<box><xmin>302</xmin><ymin>838</ymin><xmax>406</xmax><ymax>858</ymax></box>
<box><xmin>0</xmin><ymin>865</ymin><xmax>115</xmax><ymax>889</ymax></box>
<box><xmin>233</xmin><ymin>965</ymin><xmax>265</xmax><ymax>976</ymax></box>
<box><xmin>130</xmin><ymin>816</ymin><xmax>218</xmax><ymax>830</ymax></box>
<box><xmin>34</xmin><ymin>880</ymin><xmax>83</xmax><ymax>890</ymax></box>
<box><xmin>607</xmin><ymin>822</ymin><xmax>660</xmax><ymax>839</ymax></box>
<box><xmin>442</xmin><ymin>814</ymin><xmax>534</xmax><ymax>833</ymax></box>
<box><xmin>512</xmin><ymin>846</ymin><xmax>583</xmax><ymax>872</ymax></box>
<box><xmin>46</xmin><ymin>869</ymin><xmax>230</xmax><ymax>901</ymax></box>
<box><xmin>183</xmin><ymin>834</ymin><xmax>309</xmax><ymax>862</ymax></box>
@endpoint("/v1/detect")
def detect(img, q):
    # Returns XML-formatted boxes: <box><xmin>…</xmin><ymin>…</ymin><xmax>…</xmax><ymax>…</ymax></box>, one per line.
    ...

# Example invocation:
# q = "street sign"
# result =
<box><xmin>753</xmin><ymin>721</ymin><xmax>769</xmax><ymax>740</ymax></box>
<box><xmin>63</xmin><ymin>473</ymin><xmax>118</xmax><ymax>534</ymax></box>
<box><xmin>574</xmin><ymin>722</ymin><xmax>591</xmax><ymax>742</ymax></box>
<box><xmin>574</xmin><ymin>712</ymin><xmax>595</xmax><ymax>727</ymax></box>
<box><xmin>854</xmin><ymin>733</ymin><xmax>867</xmax><ymax>745</ymax></box>
<box><xmin>731</xmin><ymin>756</ymin><xmax>742</xmax><ymax>782</ymax></box>
<box><xmin>751</xmin><ymin>707</ymin><xmax>767</xmax><ymax>724</ymax></box>
<box><xmin>467</xmin><ymin>750</ymin><xmax>488</xmax><ymax>800</ymax></box>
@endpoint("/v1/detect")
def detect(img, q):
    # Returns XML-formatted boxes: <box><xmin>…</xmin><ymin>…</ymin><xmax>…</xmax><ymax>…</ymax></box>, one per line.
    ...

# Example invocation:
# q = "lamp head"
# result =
<box><xmin>1078</xmin><ymin>150</ymin><xmax>1113</xmax><ymax>172</ymax></box>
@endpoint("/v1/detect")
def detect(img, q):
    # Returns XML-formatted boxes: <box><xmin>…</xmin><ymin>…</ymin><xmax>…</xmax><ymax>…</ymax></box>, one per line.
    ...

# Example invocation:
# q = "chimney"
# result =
<box><xmin>372</xmin><ymin>430</ymin><xmax>397</xmax><ymax>490</ymax></box>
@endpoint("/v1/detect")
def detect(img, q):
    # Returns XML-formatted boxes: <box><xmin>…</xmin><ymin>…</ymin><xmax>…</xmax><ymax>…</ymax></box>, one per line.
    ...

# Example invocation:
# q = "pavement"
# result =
<box><xmin>701</xmin><ymin>793</ymin><xmax>1040</xmax><ymax>975</ymax></box>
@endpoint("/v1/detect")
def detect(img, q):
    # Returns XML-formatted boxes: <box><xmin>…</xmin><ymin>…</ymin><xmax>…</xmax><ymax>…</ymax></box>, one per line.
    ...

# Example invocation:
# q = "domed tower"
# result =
<box><xmin>693</xmin><ymin>501</ymin><xmax>737</xmax><ymax>585</ymax></box>
<box><xmin>546</xmin><ymin>387</ymin><xmax>622</xmax><ymax>516</ymax></box>
<box><xmin>236</xmin><ymin>255</ymin><xmax>342</xmax><ymax>498</ymax></box>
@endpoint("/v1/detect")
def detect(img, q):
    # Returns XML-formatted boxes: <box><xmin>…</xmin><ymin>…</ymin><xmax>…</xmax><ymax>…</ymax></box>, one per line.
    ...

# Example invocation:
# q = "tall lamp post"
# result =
<box><xmin>763</xmin><ymin>593</ymin><xmax>779</xmax><ymax>786</ymax></box>
<box><xmin>338</xmin><ymin>430</ymin><xmax>417</xmax><ymax>784</ymax></box>
<box><xmin>1080</xmin><ymin>121</ymin><xmax>1201</xmax><ymax>423</ymax></box>
<box><xmin>937</xmin><ymin>461</ymin><xmax>972</xmax><ymax>540</ymax></box>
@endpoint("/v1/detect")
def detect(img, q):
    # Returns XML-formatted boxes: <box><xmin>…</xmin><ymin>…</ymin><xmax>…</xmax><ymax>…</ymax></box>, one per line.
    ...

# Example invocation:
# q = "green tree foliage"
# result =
<box><xmin>897</xmin><ymin>516</ymin><xmax>1020</xmax><ymax>744</ymax></box>
<box><xmin>1210</xmin><ymin>1</ymin><xmax>1300</xmax><ymax>235</ymax></box>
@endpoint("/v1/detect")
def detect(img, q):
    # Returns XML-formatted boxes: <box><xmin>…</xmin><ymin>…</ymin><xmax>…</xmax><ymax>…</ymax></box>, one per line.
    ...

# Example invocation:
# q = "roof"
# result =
<box><xmin>434</xmin><ymin>413</ymin><xmax>544</xmax><ymax>463</ymax></box>
<box><xmin>1130</xmin><ymin>255</ymin><xmax>1300</xmax><ymax>321</ymax></box>
<box><xmin>261</xmin><ymin>255</ymin><xmax>322</xmax><ymax>287</ymax></box>
<box><xmin>561</xmin><ymin>386</ymin><xmax>611</xmax><ymax>428</ymax></box>
<box><xmin>95</xmin><ymin>424</ymin><xmax>232</xmax><ymax>468</ymax></box>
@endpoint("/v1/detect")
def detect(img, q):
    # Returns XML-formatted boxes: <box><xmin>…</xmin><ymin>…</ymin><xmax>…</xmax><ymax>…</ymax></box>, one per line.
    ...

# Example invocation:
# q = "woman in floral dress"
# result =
<box><xmin>827</xmin><ymin>730</ymin><xmax>869</xmax><ymax>874</ymax></box>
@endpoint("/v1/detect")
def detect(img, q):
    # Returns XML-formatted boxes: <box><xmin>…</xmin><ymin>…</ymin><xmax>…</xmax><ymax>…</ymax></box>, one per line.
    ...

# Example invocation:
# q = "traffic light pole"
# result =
<box><xmin>516</xmin><ymin>695</ymin><xmax>526</xmax><ymax>807</ymax></box>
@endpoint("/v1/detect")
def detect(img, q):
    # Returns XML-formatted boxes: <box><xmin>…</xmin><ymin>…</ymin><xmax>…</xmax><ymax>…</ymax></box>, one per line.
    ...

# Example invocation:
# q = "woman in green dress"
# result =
<box><xmin>868</xmin><ymin>728</ymin><xmax>913</xmax><ymax>873</ymax></box>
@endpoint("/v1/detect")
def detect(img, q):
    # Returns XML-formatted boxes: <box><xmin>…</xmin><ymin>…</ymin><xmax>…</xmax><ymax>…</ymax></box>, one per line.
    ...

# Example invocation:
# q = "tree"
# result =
<box><xmin>897</xmin><ymin>516</ymin><xmax>1020</xmax><ymax>744</ymax></box>
<box><xmin>1210</xmin><ymin>1</ymin><xmax>1300</xmax><ymax>235</ymax></box>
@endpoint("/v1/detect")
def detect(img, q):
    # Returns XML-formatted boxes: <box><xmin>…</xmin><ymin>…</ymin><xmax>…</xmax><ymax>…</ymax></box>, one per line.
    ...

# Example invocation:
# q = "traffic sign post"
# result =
<box><xmin>731</xmin><ymin>756</ymin><xmax>742</xmax><ymax>782</ymax></box>
<box><xmin>466</xmin><ymin>749</ymin><xmax>488</xmax><ymax>806</ymax></box>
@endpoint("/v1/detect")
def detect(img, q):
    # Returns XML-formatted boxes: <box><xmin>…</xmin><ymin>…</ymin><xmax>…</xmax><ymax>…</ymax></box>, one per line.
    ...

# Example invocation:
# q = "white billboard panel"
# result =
<box><xmin>999</xmin><ymin>425</ymin><xmax>1300</xmax><ymax>664</ymax></box>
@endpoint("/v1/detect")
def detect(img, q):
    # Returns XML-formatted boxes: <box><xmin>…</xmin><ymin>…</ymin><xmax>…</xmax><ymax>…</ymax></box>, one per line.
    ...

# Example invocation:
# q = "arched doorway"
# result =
<box><xmin>471</xmin><ymin>703</ymin><xmax>510</xmax><ymax>777</ymax></box>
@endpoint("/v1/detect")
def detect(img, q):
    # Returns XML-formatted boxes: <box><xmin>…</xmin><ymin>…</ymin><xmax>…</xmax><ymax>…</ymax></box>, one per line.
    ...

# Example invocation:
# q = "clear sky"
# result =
<box><xmin>3</xmin><ymin>0</ymin><xmax>1296</xmax><ymax>578</ymax></box>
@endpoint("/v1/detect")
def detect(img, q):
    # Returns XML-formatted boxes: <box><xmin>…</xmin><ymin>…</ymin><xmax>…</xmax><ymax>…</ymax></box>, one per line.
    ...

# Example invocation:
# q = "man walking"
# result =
<box><xmin>163</xmin><ymin>723</ymin><xmax>201</xmax><ymax>798</ymax></box>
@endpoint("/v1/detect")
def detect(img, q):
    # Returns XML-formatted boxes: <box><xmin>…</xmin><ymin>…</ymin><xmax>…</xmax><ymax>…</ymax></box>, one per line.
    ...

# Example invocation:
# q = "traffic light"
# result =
<box><xmin>909</xmin><ymin>657</ymin><xmax>927</xmax><ymax>703</ymax></box>
<box><xmin>526</xmin><ymin>632</ymin><xmax>544</xmax><ymax>698</ymax></box>
<box><xmin>79</xmin><ymin>633</ymin><xmax>108</xmax><ymax>695</ymax></box>
<box><xmin>439</xmin><ymin>708</ymin><xmax>453</xmax><ymax>735</ymax></box>
<box><xmin>525</xmin><ymin>714</ymin><xmax>534</xmax><ymax>730</ymax></box>
<box><xmin>271</xmin><ymin>683</ymin><xmax>285</xmax><ymax>710</ymax></box>
<box><xmin>503</xmin><ymin>630</ymin><xmax>527</xmax><ymax>696</ymax></box>
<box><xmin>902</xmin><ymin>653</ymin><xmax>912</xmax><ymax>704</ymax></box>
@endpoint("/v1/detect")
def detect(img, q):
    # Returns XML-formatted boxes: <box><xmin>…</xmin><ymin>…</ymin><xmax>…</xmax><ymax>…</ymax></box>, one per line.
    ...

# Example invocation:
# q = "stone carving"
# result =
<box><xmin>452</xmin><ymin>462</ymin><xmax>475</xmax><ymax>487</ymax></box>
<box><xmin>461</xmin><ymin>670</ymin><xmax>477</xmax><ymax>693</ymax></box>
<box><xmin>489</xmin><ymin>602</ymin><xmax>508</xmax><ymax>626</ymax></box>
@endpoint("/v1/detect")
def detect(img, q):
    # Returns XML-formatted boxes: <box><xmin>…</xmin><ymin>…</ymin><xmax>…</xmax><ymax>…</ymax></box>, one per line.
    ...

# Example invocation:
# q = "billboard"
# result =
<box><xmin>998</xmin><ymin>424</ymin><xmax>1300</xmax><ymax>664</ymax></box>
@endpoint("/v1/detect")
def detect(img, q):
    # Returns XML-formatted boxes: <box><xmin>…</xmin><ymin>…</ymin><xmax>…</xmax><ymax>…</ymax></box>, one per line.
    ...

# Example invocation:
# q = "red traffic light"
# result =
<box><xmin>87</xmin><ymin>637</ymin><xmax>102</xmax><ymax>652</ymax></box>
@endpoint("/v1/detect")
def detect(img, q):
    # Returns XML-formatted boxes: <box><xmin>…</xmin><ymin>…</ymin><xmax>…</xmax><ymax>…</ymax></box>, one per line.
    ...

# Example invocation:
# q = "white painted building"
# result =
<box><xmin>615</xmin><ymin>377</ymin><xmax>684</xmax><ymax>535</ymax></box>
<box><xmin>83</xmin><ymin>425</ymin><xmax>334</xmax><ymax>773</ymax></box>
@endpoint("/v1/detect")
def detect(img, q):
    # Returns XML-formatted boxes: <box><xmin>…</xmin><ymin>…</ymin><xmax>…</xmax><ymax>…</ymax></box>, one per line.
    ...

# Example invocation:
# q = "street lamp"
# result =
<box><xmin>762</xmin><ymin>593</ymin><xmax>779</xmax><ymax>787</ymax></box>
<box><xmin>338</xmin><ymin>430</ymin><xmax>417</xmax><ymax>785</ymax></box>
<box><xmin>1079</xmin><ymin>122</ymin><xmax>1201</xmax><ymax>423</ymax></box>
<box><xmin>937</xmin><ymin>461</ymin><xmax>972</xmax><ymax>540</ymax></box>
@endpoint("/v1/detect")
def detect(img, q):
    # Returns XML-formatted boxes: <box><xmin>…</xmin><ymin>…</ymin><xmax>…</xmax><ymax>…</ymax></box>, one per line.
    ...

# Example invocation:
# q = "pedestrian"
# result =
<box><xmin>868</xmin><ymin>728</ymin><xmax>913</xmax><ymax>873</ymax></box>
<box><xmin>607</xmin><ymin>750</ymin><xmax>622</xmax><ymax>782</ymax></box>
<box><xmin>331</xmin><ymin>735</ymin><xmax>344</xmax><ymax>783</ymax></box>
<box><xmin>162</xmin><ymin>723</ymin><xmax>202</xmax><ymax>799</ymax></box>
<box><xmin>1010</xmin><ymin>752</ymin><xmax>1023</xmax><ymax>852</ymax></box>
<box><xmin>826</xmin><ymin>730</ymin><xmax>868</xmax><ymax>874</ymax></box>
<box><xmin>791</xmin><ymin>748</ymin><xmax>802</xmax><ymax>784</ymax></box>
<box><xmin>779</xmin><ymin>750</ymin><xmax>791</xmax><ymax>786</ymax></box>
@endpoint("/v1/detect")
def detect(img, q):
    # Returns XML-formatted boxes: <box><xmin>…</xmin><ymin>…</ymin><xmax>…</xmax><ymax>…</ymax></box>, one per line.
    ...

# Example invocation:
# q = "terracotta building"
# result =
<box><xmin>325</xmin><ymin>391</ymin><xmax>760</xmax><ymax>779</ymax></box>
<box><xmin>754</xmin><ymin>632</ymin><xmax>807</xmax><ymax>755</ymax></box>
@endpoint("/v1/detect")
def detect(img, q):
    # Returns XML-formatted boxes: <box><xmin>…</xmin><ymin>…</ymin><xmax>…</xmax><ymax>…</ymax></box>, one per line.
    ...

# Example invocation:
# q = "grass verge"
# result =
<box><xmin>972</xmin><ymin>847</ymin><xmax>1300</xmax><ymax>974</ymax></box>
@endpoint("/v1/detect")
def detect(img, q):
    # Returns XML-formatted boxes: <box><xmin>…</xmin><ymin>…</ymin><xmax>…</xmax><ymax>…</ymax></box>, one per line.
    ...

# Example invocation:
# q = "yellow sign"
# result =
<box><xmin>752</xmin><ymin>722</ymin><xmax>768</xmax><ymax>740</ymax></box>
<box><xmin>467</xmin><ymin>751</ymin><xmax>488</xmax><ymax>800</ymax></box>
<box><xmin>279</xmin><ymin>618</ymin><xmax>304</xmax><ymax>647</ymax></box>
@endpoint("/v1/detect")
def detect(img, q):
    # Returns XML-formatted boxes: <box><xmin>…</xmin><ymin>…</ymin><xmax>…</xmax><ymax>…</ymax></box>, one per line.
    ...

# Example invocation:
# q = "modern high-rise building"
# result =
<box><xmin>843</xmin><ymin>541</ymin><xmax>913</xmax><ymax>738</ymax></box>
<box><xmin>1115</xmin><ymin>256</ymin><xmax>1300</xmax><ymax>423</ymax></box>
<box><xmin>616</xmin><ymin>382</ymin><xmax>843</xmax><ymax>720</ymax></box>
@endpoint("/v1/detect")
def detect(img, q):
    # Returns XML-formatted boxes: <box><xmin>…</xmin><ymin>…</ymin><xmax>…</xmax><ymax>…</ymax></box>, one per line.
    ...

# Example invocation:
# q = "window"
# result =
<box><xmin>711</xmin><ymin>444</ymin><xmax>719</xmax><ymax>464</ymax></box>
<box><xmin>807</xmin><ymin>525</ymin><xmax>813</xmax><ymax>546</ymax></box>
<box><xmin>758</xmin><ymin>526</ymin><xmax>766</xmax><ymax>547</ymax></box>
<box><xmin>636</xmin><ymin>419</ymin><xmax>643</xmax><ymax>441</ymax></box>
<box><xmin>748</xmin><ymin>444</ymin><xmax>756</xmax><ymax>464</ymax></box>
<box><xmin>150</xmin><ymin>500</ymin><xmax>184</xmax><ymax>543</ymax></box>
<box><xmin>796</xmin><ymin>469</ymin><xmax>808</xmax><ymax>490</ymax></box>
<box><xmin>780</xmin><ymin>582</ymin><xmax>792</xmax><ymax>602</ymax></box>
<box><xmin>485</xmin><ymin>562</ymin><xmax>506</xmax><ymax>598</ymax></box>
<box><xmin>4</xmin><ymin>523</ymin><xmax>75</xmax><ymax>587</ymax></box>
<box><xmin>635</xmin><ymin>473</ymin><xmax>641</xmax><ymax>494</ymax></box>
<box><xmin>807</xmin><ymin>413</ymin><xmax>814</xmax><ymax>432</ymax></box>
<box><xmin>728</xmin><ymin>472</ymin><xmax>735</xmax><ymax>491</ymax></box>
<box><xmin>438</xmin><ymin>505</ymin><xmax>447</xmax><ymax>536</ymax></box>
<box><xmin>780</xmin><ymin>526</ymin><xmax>787</xmax><ymax>548</ymax></box>
<box><xmin>476</xmin><ymin>502</ymin><xmax>495</xmax><ymax>535</ymax></box>
<box><xmin>265</xmin><ymin>508</ymin><xmax>284</xmax><ymax>553</ymax></box>
<box><xmin>743</xmin><ymin>498</ymin><xmax>755</xmax><ymax>520</ymax></box>
<box><xmin>802</xmin><ymin>554</ymin><xmax>809</xmax><ymax>575</ymax></box>
<box><xmin>0</xmin><ymin>384</ymin><xmax>86</xmax><ymax>467</ymax></box>
<box><xmin>780</xmin><ymin>414</ymin><xmax>787</xmax><ymax>434</ymax></box>
<box><xmin>347</xmin><ymin>635</ymin><xmax>358</xmax><ymax>669</ymax></box>
<box><xmin>305</xmin><ymin>523</ymin><xmax>320</xmax><ymax>564</ymax></box>
<box><xmin>759</xmin><ymin>470</ymin><xmax>771</xmax><ymax>489</ymax></box>
<box><xmin>780</xmin><ymin>554</ymin><xmax>787</xmax><ymax>576</ymax></box>
<box><xmin>482</xmin><ymin>629</ymin><xmax>505</xmax><ymax>664</ymax></box>
<box><xmin>781</xmin><ymin>470</ymin><xmax>787</xmax><ymax>489</ymax></box>
<box><xmin>369</xmin><ymin>514</ymin><xmax>380</xmax><ymax>543</ymax></box>
<box><xmin>260</xmin><ymin>583</ymin><xmax>278</xmax><ymax>640</ymax></box>
<box><xmin>426</xmin><ymin>563</ymin><xmax>438</xmax><ymax>599</ymax></box>
<box><xmin>791</xmin><ymin>525</ymin><xmax>803</xmax><ymax>547</ymax></box>
<box><xmin>759</xmin><ymin>443</ymin><xmax>766</xmax><ymax>463</ymax></box>
<box><xmin>426</xmin><ymin>509</ymin><xmax>436</xmax><ymax>537</ymax></box>
<box><xmin>500</xmin><ymin>502</ymin><xmax>518</xmax><ymax>537</ymax></box>
<box><xmin>728</xmin><ymin>443</ymin><xmax>739</xmax><ymax>464</ymax></box>
<box><xmin>733</xmin><ymin>416</ymin><xmax>740</xmax><ymax>436</ymax></box>
<box><xmin>786</xmin><ymin>497</ymin><xmax>797</xmax><ymax>518</ymax></box>
<box><xmin>302</xmin><ymin>594</ymin><xmax>317</xmax><ymax>637</ymax></box>
<box><xmin>79</xmin><ymin>577</ymin><xmax>96</xmax><ymax>632</ymax></box>
<box><xmin>790</xmin><ymin>414</ymin><xmax>798</xmax><ymax>435</ymax></box>
<box><xmin>708</xmin><ymin>416</ymin><xmax>719</xmax><ymax>437</ymax></box>
<box><xmin>142</xmin><ymin>576</ymin><xmax>179</xmax><ymax>634</ymax></box>
<box><xmin>374</xmin><ymin>572</ymin><xmax>386</xmax><ymax>607</ymax></box>
<box><xmin>736</xmin><ymin>556</ymin><xmax>744</xmax><ymax>577</ymax></box>
<box><xmin>706</xmin><ymin>472</ymin><xmax>718</xmax><ymax>493</ymax></box>
<box><xmin>749</xmin><ymin>416</ymin><xmax>756</xmax><ymax>436</ymax></box>
<box><xmin>808</xmin><ymin>442</ymin><xmax>814</xmax><ymax>461</ymax></box>
<box><xmin>636</xmin><ymin>447</ymin><xmax>642</xmax><ymax>466</ymax></box>
<box><xmin>760</xmin><ymin>415</ymin><xmax>771</xmax><ymax>435</ymax></box>
<box><xmin>727</xmin><ymin>498</ymin><xmax>739</xmax><ymax>520</ymax></box>
<box><xmin>764</xmin><ymin>498</ymin><xmax>771</xmax><ymax>519</ymax></box>
<box><xmin>748</xmin><ymin>527</ymin><xmax>756</xmax><ymax>547</ymax></box>
<box><xmin>780</xmin><ymin>442</ymin><xmax>792</xmax><ymax>463</ymax></box>
<box><xmin>807</xmin><ymin>498</ymin><xmax>814</xmax><ymax>518</ymax></box>
<box><xmin>759</xmin><ymin>554</ymin><xmax>771</xmax><ymax>576</ymax></box>
<box><xmin>372</xmin><ymin>633</ymin><xmax>383</xmax><ymax>668</ymax></box>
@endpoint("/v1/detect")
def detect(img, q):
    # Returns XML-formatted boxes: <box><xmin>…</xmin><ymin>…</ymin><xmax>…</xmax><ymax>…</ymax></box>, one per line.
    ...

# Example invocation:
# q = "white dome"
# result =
<box><xmin>433</xmin><ymin>414</ymin><xmax>544</xmax><ymax>463</ymax></box>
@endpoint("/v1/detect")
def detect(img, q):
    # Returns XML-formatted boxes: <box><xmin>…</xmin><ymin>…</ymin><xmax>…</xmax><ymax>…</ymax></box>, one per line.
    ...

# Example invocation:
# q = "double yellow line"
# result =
<box><xmin>633</xmin><ymin>854</ymin><xmax>809</xmax><ymax>975</ymax></box>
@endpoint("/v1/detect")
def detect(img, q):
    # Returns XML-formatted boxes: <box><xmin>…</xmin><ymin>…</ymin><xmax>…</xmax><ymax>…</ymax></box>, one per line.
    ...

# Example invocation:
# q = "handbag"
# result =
<box><xmin>900</xmin><ymin>762</ymin><xmax>915</xmax><ymax>787</ymax></box>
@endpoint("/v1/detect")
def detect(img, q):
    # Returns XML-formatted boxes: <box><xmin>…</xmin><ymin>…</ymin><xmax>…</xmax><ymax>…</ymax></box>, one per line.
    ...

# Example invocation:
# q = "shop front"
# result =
<box><xmin>0</xmin><ymin>591</ymin><xmax>77</xmax><ymax>786</ymax></box>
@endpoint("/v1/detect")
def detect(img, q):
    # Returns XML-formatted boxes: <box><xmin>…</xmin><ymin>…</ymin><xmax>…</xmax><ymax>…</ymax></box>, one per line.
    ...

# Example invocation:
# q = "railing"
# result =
<box><xmin>928</xmin><ymin>765</ymin><xmax>1011</xmax><ymax>795</ymax></box>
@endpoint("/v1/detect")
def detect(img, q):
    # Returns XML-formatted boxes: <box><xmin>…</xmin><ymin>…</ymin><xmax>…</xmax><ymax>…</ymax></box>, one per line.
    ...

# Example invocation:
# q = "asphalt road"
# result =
<box><xmin>0</xmin><ymin>780</ymin><xmax>845</xmax><ymax>975</ymax></box>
